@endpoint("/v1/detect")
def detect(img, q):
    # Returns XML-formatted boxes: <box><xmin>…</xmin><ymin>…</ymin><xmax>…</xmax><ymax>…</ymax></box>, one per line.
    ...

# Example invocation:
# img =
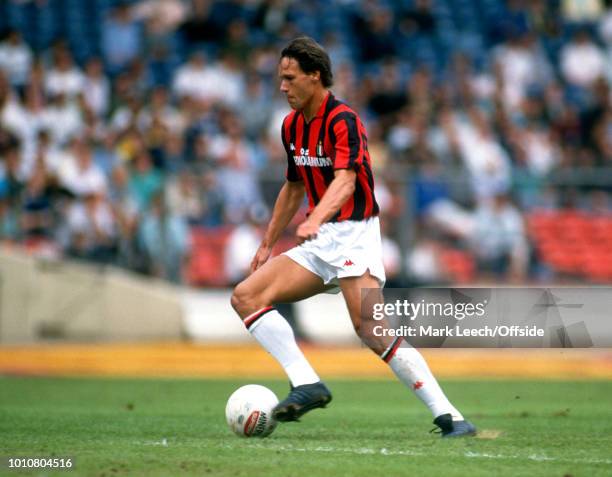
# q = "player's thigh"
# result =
<box><xmin>339</xmin><ymin>271</ymin><xmax>390</xmax><ymax>349</ymax></box>
<box><xmin>339</xmin><ymin>271</ymin><xmax>383</xmax><ymax>327</ymax></box>
<box><xmin>232</xmin><ymin>254</ymin><xmax>329</xmax><ymax>316</ymax></box>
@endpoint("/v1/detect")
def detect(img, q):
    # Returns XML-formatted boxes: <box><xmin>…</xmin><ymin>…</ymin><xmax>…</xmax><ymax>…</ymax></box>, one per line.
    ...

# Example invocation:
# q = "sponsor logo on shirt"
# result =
<box><xmin>291</xmin><ymin>145</ymin><xmax>332</xmax><ymax>168</ymax></box>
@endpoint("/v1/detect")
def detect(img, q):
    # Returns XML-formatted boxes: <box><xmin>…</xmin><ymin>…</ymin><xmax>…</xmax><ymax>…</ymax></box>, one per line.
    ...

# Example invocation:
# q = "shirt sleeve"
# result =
<box><xmin>330</xmin><ymin>112</ymin><xmax>362</xmax><ymax>171</ymax></box>
<box><xmin>282</xmin><ymin>118</ymin><xmax>302</xmax><ymax>182</ymax></box>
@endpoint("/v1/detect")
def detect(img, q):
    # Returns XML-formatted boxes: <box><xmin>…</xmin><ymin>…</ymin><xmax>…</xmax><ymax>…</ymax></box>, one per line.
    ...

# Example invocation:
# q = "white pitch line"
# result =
<box><xmin>134</xmin><ymin>440</ymin><xmax>612</xmax><ymax>466</ymax></box>
<box><xmin>229</xmin><ymin>442</ymin><xmax>612</xmax><ymax>466</ymax></box>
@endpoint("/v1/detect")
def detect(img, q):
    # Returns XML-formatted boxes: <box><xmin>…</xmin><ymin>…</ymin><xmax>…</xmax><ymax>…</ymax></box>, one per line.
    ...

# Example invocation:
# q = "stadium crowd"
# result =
<box><xmin>0</xmin><ymin>0</ymin><xmax>611</xmax><ymax>285</ymax></box>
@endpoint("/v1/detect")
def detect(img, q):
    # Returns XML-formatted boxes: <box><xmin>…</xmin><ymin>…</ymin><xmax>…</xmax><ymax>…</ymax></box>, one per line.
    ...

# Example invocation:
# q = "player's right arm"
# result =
<box><xmin>250</xmin><ymin>180</ymin><xmax>305</xmax><ymax>272</ymax></box>
<box><xmin>250</xmin><ymin>114</ymin><xmax>304</xmax><ymax>272</ymax></box>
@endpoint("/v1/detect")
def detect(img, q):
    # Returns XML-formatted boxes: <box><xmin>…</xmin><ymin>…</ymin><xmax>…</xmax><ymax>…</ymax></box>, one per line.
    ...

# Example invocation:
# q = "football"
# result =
<box><xmin>225</xmin><ymin>385</ymin><xmax>279</xmax><ymax>438</ymax></box>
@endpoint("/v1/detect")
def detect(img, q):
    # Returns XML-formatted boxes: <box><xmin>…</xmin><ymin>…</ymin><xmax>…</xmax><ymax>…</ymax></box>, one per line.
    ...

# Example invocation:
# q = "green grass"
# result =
<box><xmin>1</xmin><ymin>377</ymin><xmax>611</xmax><ymax>477</ymax></box>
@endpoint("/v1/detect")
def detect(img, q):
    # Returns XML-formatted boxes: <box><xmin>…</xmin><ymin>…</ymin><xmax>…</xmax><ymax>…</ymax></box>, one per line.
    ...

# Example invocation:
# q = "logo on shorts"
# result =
<box><xmin>344</xmin><ymin>259</ymin><xmax>355</xmax><ymax>267</ymax></box>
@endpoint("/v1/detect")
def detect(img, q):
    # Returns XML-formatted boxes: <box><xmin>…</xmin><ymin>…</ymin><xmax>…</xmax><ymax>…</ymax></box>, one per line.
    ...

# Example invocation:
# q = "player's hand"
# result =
<box><xmin>296</xmin><ymin>219</ymin><xmax>320</xmax><ymax>245</ymax></box>
<box><xmin>250</xmin><ymin>244</ymin><xmax>272</xmax><ymax>273</ymax></box>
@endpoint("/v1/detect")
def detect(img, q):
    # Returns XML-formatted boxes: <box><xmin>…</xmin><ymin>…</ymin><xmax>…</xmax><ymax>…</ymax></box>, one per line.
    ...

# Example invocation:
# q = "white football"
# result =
<box><xmin>225</xmin><ymin>385</ymin><xmax>279</xmax><ymax>437</ymax></box>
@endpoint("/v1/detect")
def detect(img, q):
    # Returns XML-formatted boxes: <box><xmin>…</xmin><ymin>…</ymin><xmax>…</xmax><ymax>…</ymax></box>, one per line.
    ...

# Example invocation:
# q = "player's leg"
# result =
<box><xmin>339</xmin><ymin>271</ymin><xmax>476</xmax><ymax>437</ymax></box>
<box><xmin>231</xmin><ymin>254</ymin><xmax>332</xmax><ymax>421</ymax></box>
<box><xmin>231</xmin><ymin>254</ymin><xmax>330</xmax><ymax>318</ymax></box>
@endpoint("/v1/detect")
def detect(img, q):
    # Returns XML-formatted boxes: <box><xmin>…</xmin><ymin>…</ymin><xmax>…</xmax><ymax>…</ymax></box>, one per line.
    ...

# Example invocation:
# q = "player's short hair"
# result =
<box><xmin>280</xmin><ymin>36</ymin><xmax>333</xmax><ymax>88</ymax></box>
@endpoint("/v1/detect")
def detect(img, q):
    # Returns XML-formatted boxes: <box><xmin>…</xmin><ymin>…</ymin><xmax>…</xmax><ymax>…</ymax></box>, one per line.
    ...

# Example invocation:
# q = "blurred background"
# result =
<box><xmin>0</xmin><ymin>0</ymin><xmax>612</xmax><ymax>364</ymax></box>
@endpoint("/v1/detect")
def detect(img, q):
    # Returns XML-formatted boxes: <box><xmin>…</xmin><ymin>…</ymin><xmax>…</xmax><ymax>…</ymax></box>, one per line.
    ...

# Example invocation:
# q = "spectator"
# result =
<box><xmin>159</xmin><ymin>132</ymin><xmax>187</xmax><ymax>172</ymax></box>
<box><xmin>600</xmin><ymin>8</ymin><xmax>612</xmax><ymax>47</ymax></box>
<box><xmin>207</xmin><ymin>114</ymin><xmax>265</xmax><ymax>222</ymax></box>
<box><xmin>485</xmin><ymin>0</ymin><xmax>530</xmax><ymax>45</ymax></box>
<box><xmin>400</xmin><ymin>0</ymin><xmax>436</xmax><ymax>36</ymax></box>
<box><xmin>128</xmin><ymin>149</ymin><xmax>163</xmax><ymax>212</ymax></box>
<box><xmin>0</xmin><ymin>72</ymin><xmax>29</xmax><ymax>143</ymax></box>
<box><xmin>57</xmin><ymin>139</ymin><xmax>107</xmax><ymax>197</ymax></box>
<box><xmin>224</xmin><ymin>204</ymin><xmax>267</xmax><ymax>285</ymax></box>
<box><xmin>138</xmin><ymin>192</ymin><xmax>190</xmax><ymax>282</ymax></box>
<box><xmin>44</xmin><ymin>48</ymin><xmax>85</xmax><ymax>99</ymax></box>
<box><xmin>406</xmin><ymin>235</ymin><xmax>446</xmax><ymax>285</ymax></box>
<box><xmin>83</xmin><ymin>58</ymin><xmax>110</xmax><ymax>118</ymax></box>
<box><xmin>20</xmin><ymin>165</ymin><xmax>53</xmax><ymax>239</ymax></box>
<box><xmin>108</xmin><ymin>164</ymin><xmax>140</xmax><ymax>268</ymax></box>
<box><xmin>0</xmin><ymin>29</ymin><xmax>32</xmax><ymax>88</ymax></box>
<box><xmin>133</xmin><ymin>0</ymin><xmax>187</xmax><ymax>37</ymax></box>
<box><xmin>0</xmin><ymin>142</ymin><xmax>25</xmax><ymax>204</ymax></box>
<box><xmin>110</xmin><ymin>97</ymin><xmax>144</xmax><ymax>134</ymax></box>
<box><xmin>445</xmin><ymin>108</ymin><xmax>512</xmax><ymax>202</ymax></box>
<box><xmin>354</xmin><ymin>5</ymin><xmax>397</xmax><ymax>63</ymax></box>
<box><xmin>102</xmin><ymin>4</ymin><xmax>142</xmax><ymax>73</ymax></box>
<box><xmin>20</xmin><ymin>86</ymin><xmax>47</xmax><ymax>158</ymax></box>
<box><xmin>240</xmin><ymin>74</ymin><xmax>272</xmax><ymax>140</ymax></box>
<box><xmin>172</xmin><ymin>52</ymin><xmax>215</xmax><ymax>101</ymax></box>
<box><xmin>138</xmin><ymin>86</ymin><xmax>184</xmax><ymax>135</ymax></box>
<box><xmin>592</xmin><ymin>106</ymin><xmax>612</xmax><ymax>162</ymax></box>
<box><xmin>199</xmin><ymin>170</ymin><xmax>225</xmax><ymax>227</ymax></box>
<box><xmin>64</xmin><ymin>192</ymin><xmax>117</xmax><ymax>263</ymax></box>
<box><xmin>367</xmin><ymin>59</ymin><xmax>407</xmax><ymax>119</ymax></box>
<box><xmin>251</xmin><ymin>0</ymin><xmax>290</xmax><ymax>41</ymax></box>
<box><xmin>41</xmin><ymin>93</ymin><xmax>83</xmax><ymax>146</ymax></box>
<box><xmin>223</xmin><ymin>19</ymin><xmax>251</xmax><ymax>64</ymax></box>
<box><xmin>33</xmin><ymin>130</ymin><xmax>63</xmax><ymax>177</ymax></box>
<box><xmin>0</xmin><ymin>195</ymin><xmax>19</xmax><ymax>240</ymax></box>
<box><xmin>179</xmin><ymin>0</ymin><xmax>224</xmax><ymax>48</ymax></box>
<box><xmin>508</xmin><ymin>122</ymin><xmax>561</xmax><ymax>176</ymax></box>
<box><xmin>493</xmin><ymin>32</ymin><xmax>552</xmax><ymax>111</ymax></box>
<box><xmin>560</xmin><ymin>30</ymin><xmax>606</xmax><ymax>89</ymax></box>
<box><xmin>165</xmin><ymin>169</ymin><xmax>204</xmax><ymax>224</ymax></box>
<box><xmin>469</xmin><ymin>192</ymin><xmax>529</xmax><ymax>281</ymax></box>
<box><xmin>562</xmin><ymin>0</ymin><xmax>604</xmax><ymax>23</ymax></box>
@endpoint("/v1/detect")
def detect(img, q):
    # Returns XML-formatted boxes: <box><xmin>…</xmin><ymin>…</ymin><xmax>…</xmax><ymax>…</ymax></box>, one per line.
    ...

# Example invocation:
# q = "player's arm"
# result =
<box><xmin>296</xmin><ymin>169</ymin><xmax>355</xmax><ymax>243</ymax></box>
<box><xmin>250</xmin><ymin>180</ymin><xmax>305</xmax><ymax>272</ymax></box>
<box><xmin>297</xmin><ymin>111</ymin><xmax>361</xmax><ymax>243</ymax></box>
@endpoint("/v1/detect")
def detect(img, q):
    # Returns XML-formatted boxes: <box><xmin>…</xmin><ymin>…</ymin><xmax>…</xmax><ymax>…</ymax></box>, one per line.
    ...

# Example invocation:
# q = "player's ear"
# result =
<box><xmin>311</xmin><ymin>71</ymin><xmax>320</xmax><ymax>83</ymax></box>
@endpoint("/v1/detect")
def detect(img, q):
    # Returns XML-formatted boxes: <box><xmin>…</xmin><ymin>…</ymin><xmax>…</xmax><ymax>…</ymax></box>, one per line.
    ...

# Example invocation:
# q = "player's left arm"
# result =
<box><xmin>296</xmin><ymin>169</ymin><xmax>356</xmax><ymax>243</ymax></box>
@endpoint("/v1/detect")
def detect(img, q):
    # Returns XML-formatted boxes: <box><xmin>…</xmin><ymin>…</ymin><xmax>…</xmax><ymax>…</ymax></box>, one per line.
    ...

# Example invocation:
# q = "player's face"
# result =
<box><xmin>278</xmin><ymin>57</ymin><xmax>318</xmax><ymax>111</ymax></box>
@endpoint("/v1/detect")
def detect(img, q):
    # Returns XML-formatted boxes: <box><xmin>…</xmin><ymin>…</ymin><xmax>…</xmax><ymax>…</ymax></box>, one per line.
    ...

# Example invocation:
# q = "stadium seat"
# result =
<box><xmin>528</xmin><ymin>210</ymin><xmax>612</xmax><ymax>282</ymax></box>
<box><xmin>439</xmin><ymin>248</ymin><xmax>476</xmax><ymax>283</ymax></box>
<box><xmin>186</xmin><ymin>227</ymin><xmax>233</xmax><ymax>287</ymax></box>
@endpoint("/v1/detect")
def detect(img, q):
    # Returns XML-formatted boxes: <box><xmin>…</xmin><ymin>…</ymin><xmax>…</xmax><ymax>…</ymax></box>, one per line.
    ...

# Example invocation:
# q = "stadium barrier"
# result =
<box><xmin>3</xmin><ymin>249</ymin><xmax>612</xmax><ymax>348</ymax></box>
<box><xmin>0</xmin><ymin>248</ymin><xmax>358</xmax><ymax>345</ymax></box>
<box><xmin>0</xmin><ymin>249</ymin><xmax>183</xmax><ymax>344</ymax></box>
<box><xmin>182</xmin><ymin>288</ymin><xmax>359</xmax><ymax>344</ymax></box>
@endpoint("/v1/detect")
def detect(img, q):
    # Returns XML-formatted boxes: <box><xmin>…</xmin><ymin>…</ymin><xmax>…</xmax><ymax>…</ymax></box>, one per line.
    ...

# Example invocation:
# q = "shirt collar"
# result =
<box><xmin>301</xmin><ymin>91</ymin><xmax>332</xmax><ymax>121</ymax></box>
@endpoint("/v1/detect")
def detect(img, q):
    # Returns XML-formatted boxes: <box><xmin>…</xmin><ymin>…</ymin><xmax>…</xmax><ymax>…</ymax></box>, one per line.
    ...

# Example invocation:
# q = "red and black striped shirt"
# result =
<box><xmin>281</xmin><ymin>92</ymin><xmax>379</xmax><ymax>223</ymax></box>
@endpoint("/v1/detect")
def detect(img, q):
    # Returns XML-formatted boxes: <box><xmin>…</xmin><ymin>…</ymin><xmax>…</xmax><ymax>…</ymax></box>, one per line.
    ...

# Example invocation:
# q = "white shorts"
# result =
<box><xmin>283</xmin><ymin>216</ymin><xmax>386</xmax><ymax>293</ymax></box>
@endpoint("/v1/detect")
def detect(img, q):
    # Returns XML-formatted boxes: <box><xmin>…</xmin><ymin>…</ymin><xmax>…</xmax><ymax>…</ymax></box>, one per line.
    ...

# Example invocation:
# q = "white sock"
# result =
<box><xmin>382</xmin><ymin>339</ymin><xmax>463</xmax><ymax>421</ymax></box>
<box><xmin>245</xmin><ymin>307</ymin><xmax>320</xmax><ymax>387</ymax></box>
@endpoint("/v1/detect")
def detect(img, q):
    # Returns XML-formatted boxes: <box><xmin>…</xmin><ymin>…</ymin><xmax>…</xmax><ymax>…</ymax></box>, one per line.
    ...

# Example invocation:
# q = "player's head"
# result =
<box><xmin>279</xmin><ymin>36</ymin><xmax>333</xmax><ymax>111</ymax></box>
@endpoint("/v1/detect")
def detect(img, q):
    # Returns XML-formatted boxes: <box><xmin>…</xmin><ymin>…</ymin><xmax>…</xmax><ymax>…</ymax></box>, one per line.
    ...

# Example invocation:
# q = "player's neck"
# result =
<box><xmin>302</xmin><ymin>88</ymin><xmax>328</xmax><ymax>123</ymax></box>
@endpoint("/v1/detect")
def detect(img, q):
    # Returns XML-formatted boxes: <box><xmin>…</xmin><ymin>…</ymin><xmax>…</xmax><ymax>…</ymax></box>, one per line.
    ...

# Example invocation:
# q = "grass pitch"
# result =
<box><xmin>1</xmin><ymin>377</ymin><xmax>611</xmax><ymax>477</ymax></box>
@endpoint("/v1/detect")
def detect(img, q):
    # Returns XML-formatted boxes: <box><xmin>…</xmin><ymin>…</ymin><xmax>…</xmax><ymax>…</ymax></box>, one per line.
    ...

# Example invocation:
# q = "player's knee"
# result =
<box><xmin>230</xmin><ymin>282</ymin><xmax>261</xmax><ymax>318</ymax></box>
<box><xmin>230</xmin><ymin>283</ymin><xmax>247</xmax><ymax>314</ymax></box>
